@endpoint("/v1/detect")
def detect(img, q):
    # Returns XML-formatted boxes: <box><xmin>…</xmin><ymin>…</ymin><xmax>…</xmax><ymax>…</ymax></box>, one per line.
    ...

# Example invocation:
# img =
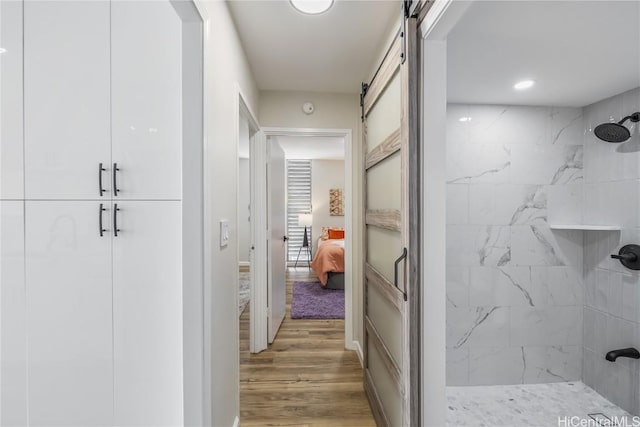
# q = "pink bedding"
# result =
<box><xmin>311</xmin><ymin>239</ymin><xmax>345</xmax><ymax>286</ymax></box>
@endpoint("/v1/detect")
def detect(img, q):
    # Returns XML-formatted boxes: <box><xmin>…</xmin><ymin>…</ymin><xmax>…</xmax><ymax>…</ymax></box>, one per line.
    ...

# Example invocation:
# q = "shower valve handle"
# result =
<box><xmin>611</xmin><ymin>244</ymin><xmax>640</xmax><ymax>270</ymax></box>
<box><xmin>611</xmin><ymin>253</ymin><xmax>637</xmax><ymax>262</ymax></box>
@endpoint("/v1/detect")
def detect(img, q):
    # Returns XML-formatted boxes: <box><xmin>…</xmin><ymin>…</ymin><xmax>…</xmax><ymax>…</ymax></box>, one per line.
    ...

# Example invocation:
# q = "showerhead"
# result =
<box><xmin>594</xmin><ymin>112</ymin><xmax>640</xmax><ymax>143</ymax></box>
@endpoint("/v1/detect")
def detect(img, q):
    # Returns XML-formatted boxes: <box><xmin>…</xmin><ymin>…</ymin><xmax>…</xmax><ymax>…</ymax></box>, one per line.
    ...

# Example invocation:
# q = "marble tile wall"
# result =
<box><xmin>446</xmin><ymin>103</ymin><xmax>585</xmax><ymax>387</ymax></box>
<box><xmin>581</xmin><ymin>87</ymin><xmax>640</xmax><ymax>415</ymax></box>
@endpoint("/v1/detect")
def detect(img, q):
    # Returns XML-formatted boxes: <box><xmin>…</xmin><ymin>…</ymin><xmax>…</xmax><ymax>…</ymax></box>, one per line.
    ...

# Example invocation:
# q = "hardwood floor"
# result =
<box><xmin>239</xmin><ymin>268</ymin><xmax>375</xmax><ymax>426</ymax></box>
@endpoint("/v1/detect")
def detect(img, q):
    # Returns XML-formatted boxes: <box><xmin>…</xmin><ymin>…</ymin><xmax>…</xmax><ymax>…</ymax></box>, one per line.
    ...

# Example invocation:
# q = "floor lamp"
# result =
<box><xmin>295</xmin><ymin>213</ymin><xmax>313</xmax><ymax>268</ymax></box>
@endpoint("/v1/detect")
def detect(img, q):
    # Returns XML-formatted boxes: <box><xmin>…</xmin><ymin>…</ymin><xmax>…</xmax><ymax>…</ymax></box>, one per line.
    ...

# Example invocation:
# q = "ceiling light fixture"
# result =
<box><xmin>458</xmin><ymin>117</ymin><xmax>472</xmax><ymax>122</ymax></box>
<box><xmin>290</xmin><ymin>0</ymin><xmax>334</xmax><ymax>15</ymax></box>
<box><xmin>514</xmin><ymin>79</ymin><xmax>535</xmax><ymax>90</ymax></box>
<box><xmin>0</xmin><ymin>48</ymin><xmax>6</xmax><ymax>54</ymax></box>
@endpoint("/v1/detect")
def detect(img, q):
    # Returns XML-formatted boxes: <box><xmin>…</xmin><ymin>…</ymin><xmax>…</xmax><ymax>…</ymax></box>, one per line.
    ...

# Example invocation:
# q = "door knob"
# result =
<box><xmin>283</xmin><ymin>236</ymin><xmax>289</xmax><ymax>242</ymax></box>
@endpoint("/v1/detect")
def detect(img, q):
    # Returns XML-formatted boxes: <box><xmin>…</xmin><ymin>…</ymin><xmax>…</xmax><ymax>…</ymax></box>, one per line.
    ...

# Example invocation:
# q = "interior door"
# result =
<box><xmin>361</xmin><ymin>16</ymin><xmax>420</xmax><ymax>427</ymax></box>
<box><xmin>112</xmin><ymin>201</ymin><xmax>183</xmax><ymax>426</ymax></box>
<box><xmin>23</xmin><ymin>1</ymin><xmax>111</xmax><ymax>200</ymax></box>
<box><xmin>25</xmin><ymin>201</ymin><xmax>113</xmax><ymax>426</ymax></box>
<box><xmin>111</xmin><ymin>0</ymin><xmax>183</xmax><ymax>200</ymax></box>
<box><xmin>267</xmin><ymin>138</ymin><xmax>287</xmax><ymax>343</ymax></box>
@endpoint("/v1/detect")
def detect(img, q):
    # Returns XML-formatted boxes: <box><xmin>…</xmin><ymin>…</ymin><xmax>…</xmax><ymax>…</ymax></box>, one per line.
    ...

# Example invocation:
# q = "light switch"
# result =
<box><xmin>220</xmin><ymin>220</ymin><xmax>230</xmax><ymax>248</ymax></box>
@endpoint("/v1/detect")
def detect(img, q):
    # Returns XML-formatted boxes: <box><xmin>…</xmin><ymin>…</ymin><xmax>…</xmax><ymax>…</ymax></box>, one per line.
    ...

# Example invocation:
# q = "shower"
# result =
<box><xmin>594</xmin><ymin>112</ymin><xmax>640</xmax><ymax>143</ymax></box>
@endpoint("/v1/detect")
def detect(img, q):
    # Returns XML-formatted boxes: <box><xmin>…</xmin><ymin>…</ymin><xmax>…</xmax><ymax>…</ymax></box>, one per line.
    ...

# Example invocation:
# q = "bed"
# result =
<box><xmin>311</xmin><ymin>236</ymin><xmax>345</xmax><ymax>290</ymax></box>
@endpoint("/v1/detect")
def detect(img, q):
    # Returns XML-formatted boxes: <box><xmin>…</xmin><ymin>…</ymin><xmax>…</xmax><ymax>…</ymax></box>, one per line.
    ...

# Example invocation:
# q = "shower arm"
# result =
<box><xmin>618</xmin><ymin>112</ymin><xmax>640</xmax><ymax>125</ymax></box>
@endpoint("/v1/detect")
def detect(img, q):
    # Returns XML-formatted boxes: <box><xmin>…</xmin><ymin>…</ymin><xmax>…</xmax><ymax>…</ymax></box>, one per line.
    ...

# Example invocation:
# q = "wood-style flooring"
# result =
<box><xmin>239</xmin><ymin>267</ymin><xmax>375</xmax><ymax>426</ymax></box>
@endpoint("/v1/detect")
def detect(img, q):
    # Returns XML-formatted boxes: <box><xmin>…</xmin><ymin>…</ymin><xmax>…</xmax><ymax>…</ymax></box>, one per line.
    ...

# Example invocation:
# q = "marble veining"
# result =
<box><xmin>455</xmin><ymin>306</ymin><xmax>500</xmax><ymax>349</ymax></box>
<box><xmin>510</xmin><ymin>186</ymin><xmax>547</xmax><ymax>226</ymax></box>
<box><xmin>447</xmin><ymin>382</ymin><xmax>631</xmax><ymax>426</ymax></box>
<box><xmin>551</xmin><ymin>146</ymin><xmax>583</xmax><ymax>185</ymax></box>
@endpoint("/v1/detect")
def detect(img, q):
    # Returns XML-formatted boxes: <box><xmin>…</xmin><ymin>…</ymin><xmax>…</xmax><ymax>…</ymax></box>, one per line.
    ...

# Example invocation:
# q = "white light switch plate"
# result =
<box><xmin>220</xmin><ymin>220</ymin><xmax>230</xmax><ymax>248</ymax></box>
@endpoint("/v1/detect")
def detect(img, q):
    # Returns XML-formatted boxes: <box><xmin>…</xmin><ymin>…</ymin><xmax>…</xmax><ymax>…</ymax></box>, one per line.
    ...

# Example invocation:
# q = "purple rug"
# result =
<box><xmin>291</xmin><ymin>281</ymin><xmax>344</xmax><ymax>319</ymax></box>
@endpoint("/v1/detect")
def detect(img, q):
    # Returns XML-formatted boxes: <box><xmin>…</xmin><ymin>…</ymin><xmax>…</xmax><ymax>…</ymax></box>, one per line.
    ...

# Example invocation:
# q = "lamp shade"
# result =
<box><xmin>298</xmin><ymin>213</ymin><xmax>312</xmax><ymax>227</ymax></box>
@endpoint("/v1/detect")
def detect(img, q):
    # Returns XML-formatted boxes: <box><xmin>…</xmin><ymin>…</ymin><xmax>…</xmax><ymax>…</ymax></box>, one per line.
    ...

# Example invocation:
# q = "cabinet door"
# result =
<box><xmin>25</xmin><ymin>201</ymin><xmax>113</xmax><ymax>426</ymax></box>
<box><xmin>24</xmin><ymin>1</ymin><xmax>111</xmax><ymax>200</ymax></box>
<box><xmin>1</xmin><ymin>201</ymin><xmax>27</xmax><ymax>425</ymax></box>
<box><xmin>0</xmin><ymin>1</ymin><xmax>24</xmax><ymax>200</ymax></box>
<box><xmin>113</xmin><ymin>201</ymin><xmax>183</xmax><ymax>425</ymax></box>
<box><xmin>111</xmin><ymin>1</ymin><xmax>183</xmax><ymax>200</ymax></box>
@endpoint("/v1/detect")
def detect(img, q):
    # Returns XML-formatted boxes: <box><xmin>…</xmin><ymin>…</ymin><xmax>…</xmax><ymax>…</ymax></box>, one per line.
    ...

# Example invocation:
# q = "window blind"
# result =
<box><xmin>286</xmin><ymin>160</ymin><xmax>312</xmax><ymax>262</ymax></box>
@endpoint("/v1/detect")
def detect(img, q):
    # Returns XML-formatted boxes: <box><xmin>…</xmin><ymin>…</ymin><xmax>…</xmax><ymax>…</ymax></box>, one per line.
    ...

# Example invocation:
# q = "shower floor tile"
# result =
<box><xmin>447</xmin><ymin>382</ymin><xmax>634</xmax><ymax>426</ymax></box>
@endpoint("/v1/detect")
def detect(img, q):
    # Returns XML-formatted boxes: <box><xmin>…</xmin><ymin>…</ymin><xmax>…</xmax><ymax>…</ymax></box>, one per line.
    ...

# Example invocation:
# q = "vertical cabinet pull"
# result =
<box><xmin>99</xmin><ymin>203</ymin><xmax>107</xmax><ymax>237</ymax></box>
<box><xmin>114</xmin><ymin>204</ymin><xmax>121</xmax><ymax>237</ymax></box>
<box><xmin>394</xmin><ymin>247</ymin><xmax>408</xmax><ymax>301</ymax></box>
<box><xmin>113</xmin><ymin>163</ymin><xmax>120</xmax><ymax>196</ymax></box>
<box><xmin>98</xmin><ymin>163</ymin><xmax>106</xmax><ymax>197</ymax></box>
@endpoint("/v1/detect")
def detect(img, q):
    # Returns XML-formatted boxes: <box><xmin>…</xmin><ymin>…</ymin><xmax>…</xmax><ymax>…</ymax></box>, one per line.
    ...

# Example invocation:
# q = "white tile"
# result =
<box><xmin>621</xmin><ymin>272</ymin><xmax>640</xmax><ymax>323</ymax></box>
<box><xmin>446</xmin><ymin>347</ymin><xmax>469</xmax><ymax>386</ymax></box>
<box><xmin>546</xmin><ymin>183</ymin><xmax>583</xmax><ymax>225</ymax></box>
<box><xmin>550</xmin><ymin>107</ymin><xmax>584</xmax><ymax>146</ymax></box>
<box><xmin>583</xmin><ymin>307</ymin><xmax>607</xmax><ymax>354</ymax></box>
<box><xmin>511</xmin><ymin>226</ymin><xmax>581</xmax><ymax>267</ymax></box>
<box><xmin>447</xmin><ymin>306</ymin><xmax>509</xmax><ymax>349</ymax></box>
<box><xmin>469</xmin><ymin>105</ymin><xmax>549</xmax><ymax>146</ymax></box>
<box><xmin>469</xmin><ymin>267</ymin><xmax>533</xmax><ymax>307</ymax></box>
<box><xmin>594</xmin><ymin>268</ymin><xmax>609</xmax><ymax>313</ymax></box>
<box><xmin>447</xmin><ymin>265</ymin><xmax>469</xmax><ymax>309</ymax></box>
<box><xmin>468</xmin><ymin>346</ymin><xmax>525</xmax><ymax>386</ymax></box>
<box><xmin>511</xmin><ymin>144</ymin><xmax>583</xmax><ymax>185</ymax></box>
<box><xmin>446</xmin><ymin>184</ymin><xmax>469</xmax><ymax>224</ymax></box>
<box><xmin>530</xmin><ymin>266</ymin><xmax>583</xmax><ymax>307</ymax></box>
<box><xmin>447</xmin><ymin>104</ymin><xmax>471</xmax><ymax>145</ymax></box>
<box><xmin>469</xmin><ymin>185</ymin><xmax>547</xmax><ymax>226</ymax></box>
<box><xmin>523</xmin><ymin>345</ymin><xmax>581</xmax><ymax>383</ymax></box>
<box><xmin>447</xmin><ymin>225</ymin><xmax>511</xmax><ymax>267</ymax></box>
<box><xmin>446</xmin><ymin>382</ymin><xmax>631</xmax><ymax>427</ymax></box>
<box><xmin>447</xmin><ymin>142</ymin><xmax>510</xmax><ymax>184</ymax></box>
<box><xmin>605</xmin><ymin>315</ymin><xmax>640</xmax><ymax>372</ymax></box>
<box><xmin>510</xmin><ymin>306</ymin><xmax>582</xmax><ymax>347</ymax></box>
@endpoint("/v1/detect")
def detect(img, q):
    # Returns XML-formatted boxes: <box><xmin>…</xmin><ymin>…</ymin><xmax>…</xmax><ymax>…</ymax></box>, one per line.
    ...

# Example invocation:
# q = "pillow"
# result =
<box><xmin>321</xmin><ymin>226</ymin><xmax>330</xmax><ymax>240</ymax></box>
<box><xmin>328</xmin><ymin>228</ymin><xmax>345</xmax><ymax>240</ymax></box>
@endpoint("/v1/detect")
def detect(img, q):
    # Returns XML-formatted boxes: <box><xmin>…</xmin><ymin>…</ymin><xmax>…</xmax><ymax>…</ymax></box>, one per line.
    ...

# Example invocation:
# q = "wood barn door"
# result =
<box><xmin>361</xmin><ymin>15</ymin><xmax>420</xmax><ymax>427</ymax></box>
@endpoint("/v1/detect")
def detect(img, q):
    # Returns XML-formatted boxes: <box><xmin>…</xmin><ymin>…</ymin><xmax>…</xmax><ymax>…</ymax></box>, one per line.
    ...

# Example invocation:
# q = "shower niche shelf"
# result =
<box><xmin>550</xmin><ymin>224</ymin><xmax>621</xmax><ymax>231</ymax></box>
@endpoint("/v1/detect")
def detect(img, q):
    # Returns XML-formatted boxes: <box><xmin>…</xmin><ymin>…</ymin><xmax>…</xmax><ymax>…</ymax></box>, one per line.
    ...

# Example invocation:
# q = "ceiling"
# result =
<box><xmin>238</xmin><ymin>135</ymin><xmax>344</xmax><ymax>159</ymax></box>
<box><xmin>447</xmin><ymin>1</ymin><xmax>640</xmax><ymax>107</ymax></box>
<box><xmin>227</xmin><ymin>0</ymin><xmax>399</xmax><ymax>94</ymax></box>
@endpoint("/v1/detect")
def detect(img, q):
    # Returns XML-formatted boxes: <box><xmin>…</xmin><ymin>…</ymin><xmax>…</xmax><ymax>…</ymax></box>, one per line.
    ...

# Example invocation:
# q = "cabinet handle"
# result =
<box><xmin>99</xmin><ymin>203</ymin><xmax>107</xmax><ymax>237</ymax></box>
<box><xmin>114</xmin><ymin>203</ymin><xmax>121</xmax><ymax>237</ymax></box>
<box><xmin>113</xmin><ymin>163</ymin><xmax>120</xmax><ymax>196</ymax></box>
<box><xmin>98</xmin><ymin>163</ymin><xmax>106</xmax><ymax>197</ymax></box>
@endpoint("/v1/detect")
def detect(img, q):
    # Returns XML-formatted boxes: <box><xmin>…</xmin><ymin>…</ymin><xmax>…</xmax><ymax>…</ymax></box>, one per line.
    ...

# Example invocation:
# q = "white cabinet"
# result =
<box><xmin>25</xmin><ymin>201</ymin><xmax>113</xmax><ymax>426</ymax></box>
<box><xmin>1</xmin><ymin>202</ymin><xmax>27</xmax><ymax>426</ymax></box>
<box><xmin>111</xmin><ymin>1</ymin><xmax>182</xmax><ymax>200</ymax></box>
<box><xmin>0</xmin><ymin>1</ymin><xmax>24</xmax><ymax>199</ymax></box>
<box><xmin>24</xmin><ymin>1</ymin><xmax>111</xmax><ymax>200</ymax></box>
<box><xmin>1</xmin><ymin>2</ymin><xmax>191</xmax><ymax>425</ymax></box>
<box><xmin>113</xmin><ymin>201</ymin><xmax>183</xmax><ymax>425</ymax></box>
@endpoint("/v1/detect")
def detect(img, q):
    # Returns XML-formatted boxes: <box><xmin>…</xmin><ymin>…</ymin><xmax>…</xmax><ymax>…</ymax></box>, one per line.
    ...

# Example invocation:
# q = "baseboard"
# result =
<box><xmin>352</xmin><ymin>340</ymin><xmax>364</xmax><ymax>367</ymax></box>
<box><xmin>232</xmin><ymin>415</ymin><xmax>239</xmax><ymax>427</ymax></box>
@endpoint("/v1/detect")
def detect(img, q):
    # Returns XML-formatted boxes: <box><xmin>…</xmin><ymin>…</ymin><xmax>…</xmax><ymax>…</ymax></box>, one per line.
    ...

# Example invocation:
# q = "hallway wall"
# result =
<box><xmin>199</xmin><ymin>1</ymin><xmax>259</xmax><ymax>426</ymax></box>
<box><xmin>259</xmin><ymin>90</ymin><xmax>364</xmax><ymax>351</ymax></box>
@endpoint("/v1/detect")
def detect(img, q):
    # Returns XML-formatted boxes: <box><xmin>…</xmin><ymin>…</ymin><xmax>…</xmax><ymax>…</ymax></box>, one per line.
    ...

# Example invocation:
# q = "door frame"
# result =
<box><xmin>252</xmin><ymin>127</ymin><xmax>356</xmax><ymax>351</ymax></box>
<box><xmin>418</xmin><ymin>1</ymin><xmax>473</xmax><ymax>425</ymax></box>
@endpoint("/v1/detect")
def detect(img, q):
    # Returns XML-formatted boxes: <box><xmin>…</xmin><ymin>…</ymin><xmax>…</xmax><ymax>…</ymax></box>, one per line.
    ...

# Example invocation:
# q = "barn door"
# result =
<box><xmin>361</xmin><ymin>15</ymin><xmax>419</xmax><ymax>427</ymax></box>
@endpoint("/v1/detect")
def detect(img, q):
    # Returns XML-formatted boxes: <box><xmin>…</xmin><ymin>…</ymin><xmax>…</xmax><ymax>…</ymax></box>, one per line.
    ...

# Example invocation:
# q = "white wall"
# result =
<box><xmin>197</xmin><ymin>1</ymin><xmax>259</xmax><ymax>425</ymax></box>
<box><xmin>259</xmin><ymin>90</ymin><xmax>364</xmax><ymax>350</ymax></box>
<box><xmin>238</xmin><ymin>158</ymin><xmax>251</xmax><ymax>263</ymax></box>
<box><xmin>311</xmin><ymin>159</ymin><xmax>345</xmax><ymax>253</ymax></box>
